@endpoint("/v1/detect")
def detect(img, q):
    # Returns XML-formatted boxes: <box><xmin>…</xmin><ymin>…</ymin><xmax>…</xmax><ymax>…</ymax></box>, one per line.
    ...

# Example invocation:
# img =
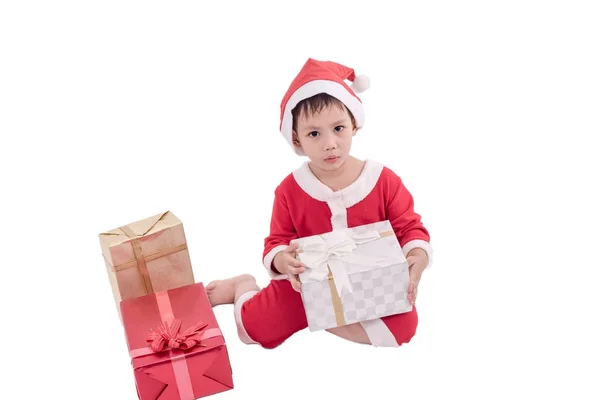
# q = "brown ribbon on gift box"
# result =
<box><xmin>326</xmin><ymin>267</ymin><xmax>346</xmax><ymax>327</ymax></box>
<box><xmin>301</xmin><ymin>229</ymin><xmax>396</xmax><ymax>328</ymax></box>
<box><xmin>118</xmin><ymin>223</ymin><xmax>155</xmax><ymax>293</ymax></box>
<box><xmin>101</xmin><ymin>211</ymin><xmax>188</xmax><ymax>295</ymax></box>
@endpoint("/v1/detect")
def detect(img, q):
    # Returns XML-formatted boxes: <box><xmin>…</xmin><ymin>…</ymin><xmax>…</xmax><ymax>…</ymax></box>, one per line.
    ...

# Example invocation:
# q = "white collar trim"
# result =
<box><xmin>292</xmin><ymin>159</ymin><xmax>384</xmax><ymax>208</ymax></box>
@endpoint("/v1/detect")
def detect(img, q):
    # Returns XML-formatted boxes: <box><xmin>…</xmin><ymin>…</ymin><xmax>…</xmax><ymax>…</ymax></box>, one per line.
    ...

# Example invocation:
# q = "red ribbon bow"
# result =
<box><xmin>147</xmin><ymin>319</ymin><xmax>208</xmax><ymax>352</ymax></box>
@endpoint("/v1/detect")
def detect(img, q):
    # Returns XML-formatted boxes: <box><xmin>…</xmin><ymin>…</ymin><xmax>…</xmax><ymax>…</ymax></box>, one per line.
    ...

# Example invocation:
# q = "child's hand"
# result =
<box><xmin>406</xmin><ymin>248</ymin><xmax>428</xmax><ymax>305</ymax></box>
<box><xmin>273</xmin><ymin>242</ymin><xmax>306</xmax><ymax>292</ymax></box>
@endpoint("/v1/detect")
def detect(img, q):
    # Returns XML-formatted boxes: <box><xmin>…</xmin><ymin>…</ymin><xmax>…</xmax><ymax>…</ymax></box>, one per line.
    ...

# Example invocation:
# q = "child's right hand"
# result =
<box><xmin>273</xmin><ymin>242</ymin><xmax>306</xmax><ymax>292</ymax></box>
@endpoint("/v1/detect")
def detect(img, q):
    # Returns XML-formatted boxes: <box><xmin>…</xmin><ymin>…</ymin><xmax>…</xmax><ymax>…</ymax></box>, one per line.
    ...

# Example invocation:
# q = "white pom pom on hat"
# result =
<box><xmin>279</xmin><ymin>58</ymin><xmax>370</xmax><ymax>156</ymax></box>
<box><xmin>351</xmin><ymin>74</ymin><xmax>370</xmax><ymax>93</ymax></box>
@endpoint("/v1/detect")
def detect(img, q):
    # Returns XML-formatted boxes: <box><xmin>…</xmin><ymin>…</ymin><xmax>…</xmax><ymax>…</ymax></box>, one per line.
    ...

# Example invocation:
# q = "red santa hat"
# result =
<box><xmin>279</xmin><ymin>58</ymin><xmax>370</xmax><ymax>156</ymax></box>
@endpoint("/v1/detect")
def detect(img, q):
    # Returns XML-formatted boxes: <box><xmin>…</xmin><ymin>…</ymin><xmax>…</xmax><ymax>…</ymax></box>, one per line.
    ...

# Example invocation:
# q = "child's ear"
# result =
<box><xmin>292</xmin><ymin>131</ymin><xmax>301</xmax><ymax>147</ymax></box>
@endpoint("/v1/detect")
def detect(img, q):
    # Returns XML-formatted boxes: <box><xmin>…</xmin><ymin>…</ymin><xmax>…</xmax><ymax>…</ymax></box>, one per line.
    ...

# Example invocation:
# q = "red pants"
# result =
<box><xmin>234</xmin><ymin>278</ymin><xmax>418</xmax><ymax>349</ymax></box>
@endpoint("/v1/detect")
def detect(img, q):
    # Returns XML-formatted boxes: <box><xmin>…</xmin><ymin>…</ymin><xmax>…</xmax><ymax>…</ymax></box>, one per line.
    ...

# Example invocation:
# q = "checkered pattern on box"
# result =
<box><xmin>301</xmin><ymin>263</ymin><xmax>412</xmax><ymax>331</ymax></box>
<box><xmin>301</xmin><ymin>278</ymin><xmax>337</xmax><ymax>332</ymax></box>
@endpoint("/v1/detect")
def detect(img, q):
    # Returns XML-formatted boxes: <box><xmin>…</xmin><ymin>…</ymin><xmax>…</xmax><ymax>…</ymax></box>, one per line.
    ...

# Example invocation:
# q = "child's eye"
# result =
<box><xmin>334</xmin><ymin>125</ymin><xmax>344</xmax><ymax>132</ymax></box>
<box><xmin>308</xmin><ymin>131</ymin><xmax>319</xmax><ymax>137</ymax></box>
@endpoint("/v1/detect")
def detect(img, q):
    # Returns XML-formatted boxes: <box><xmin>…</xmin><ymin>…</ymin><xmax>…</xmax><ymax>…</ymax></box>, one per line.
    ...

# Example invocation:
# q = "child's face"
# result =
<box><xmin>293</xmin><ymin>105</ymin><xmax>357</xmax><ymax>171</ymax></box>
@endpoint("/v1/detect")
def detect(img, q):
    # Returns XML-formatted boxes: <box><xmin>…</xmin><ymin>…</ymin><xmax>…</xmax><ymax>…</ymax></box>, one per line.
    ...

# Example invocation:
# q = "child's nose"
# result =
<box><xmin>324</xmin><ymin>132</ymin><xmax>337</xmax><ymax>150</ymax></box>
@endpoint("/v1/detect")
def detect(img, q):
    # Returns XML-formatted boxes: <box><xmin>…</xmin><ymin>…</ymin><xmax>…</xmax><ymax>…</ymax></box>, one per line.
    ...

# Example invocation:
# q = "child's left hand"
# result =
<box><xmin>406</xmin><ymin>248</ymin><xmax>428</xmax><ymax>306</ymax></box>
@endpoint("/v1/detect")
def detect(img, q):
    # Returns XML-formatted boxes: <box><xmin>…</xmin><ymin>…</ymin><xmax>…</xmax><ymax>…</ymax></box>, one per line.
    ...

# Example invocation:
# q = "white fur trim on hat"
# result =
<box><xmin>281</xmin><ymin>80</ymin><xmax>366</xmax><ymax>156</ymax></box>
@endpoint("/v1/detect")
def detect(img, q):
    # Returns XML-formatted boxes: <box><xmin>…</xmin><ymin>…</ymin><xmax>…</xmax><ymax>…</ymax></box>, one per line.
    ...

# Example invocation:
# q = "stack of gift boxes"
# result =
<box><xmin>99</xmin><ymin>212</ymin><xmax>414</xmax><ymax>399</ymax></box>
<box><xmin>99</xmin><ymin>211</ymin><xmax>234</xmax><ymax>400</ymax></box>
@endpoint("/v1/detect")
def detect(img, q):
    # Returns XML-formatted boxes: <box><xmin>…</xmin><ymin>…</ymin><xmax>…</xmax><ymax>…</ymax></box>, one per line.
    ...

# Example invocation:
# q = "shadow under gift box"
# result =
<box><xmin>120</xmin><ymin>282</ymin><xmax>234</xmax><ymax>400</ymax></box>
<box><xmin>99</xmin><ymin>211</ymin><xmax>195</xmax><ymax>320</ymax></box>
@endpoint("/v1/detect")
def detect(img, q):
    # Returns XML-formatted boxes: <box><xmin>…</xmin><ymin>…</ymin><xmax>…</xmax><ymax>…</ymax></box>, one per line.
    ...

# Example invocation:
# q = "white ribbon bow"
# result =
<box><xmin>296</xmin><ymin>228</ymin><xmax>388</xmax><ymax>297</ymax></box>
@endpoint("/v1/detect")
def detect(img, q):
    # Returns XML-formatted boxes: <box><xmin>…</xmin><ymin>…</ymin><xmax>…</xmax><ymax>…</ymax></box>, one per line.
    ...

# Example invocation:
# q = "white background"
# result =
<box><xmin>1</xmin><ymin>1</ymin><xmax>599</xmax><ymax>399</ymax></box>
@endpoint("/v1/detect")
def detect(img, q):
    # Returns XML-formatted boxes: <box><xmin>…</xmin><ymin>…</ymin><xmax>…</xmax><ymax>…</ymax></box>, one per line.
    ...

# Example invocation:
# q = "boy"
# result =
<box><xmin>207</xmin><ymin>58</ymin><xmax>432</xmax><ymax>348</ymax></box>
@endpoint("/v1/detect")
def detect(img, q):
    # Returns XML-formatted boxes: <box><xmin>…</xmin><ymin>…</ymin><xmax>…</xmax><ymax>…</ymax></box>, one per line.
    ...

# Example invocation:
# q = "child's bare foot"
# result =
<box><xmin>206</xmin><ymin>274</ymin><xmax>256</xmax><ymax>307</ymax></box>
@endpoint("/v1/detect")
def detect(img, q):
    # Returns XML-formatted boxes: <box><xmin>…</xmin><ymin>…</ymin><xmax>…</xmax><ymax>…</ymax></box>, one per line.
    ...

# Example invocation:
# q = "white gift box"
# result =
<box><xmin>291</xmin><ymin>220</ymin><xmax>412</xmax><ymax>332</ymax></box>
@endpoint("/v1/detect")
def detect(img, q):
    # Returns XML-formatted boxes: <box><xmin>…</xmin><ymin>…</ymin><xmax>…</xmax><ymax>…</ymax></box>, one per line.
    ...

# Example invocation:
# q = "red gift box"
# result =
<box><xmin>120</xmin><ymin>283</ymin><xmax>234</xmax><ymax>399</ymax></box>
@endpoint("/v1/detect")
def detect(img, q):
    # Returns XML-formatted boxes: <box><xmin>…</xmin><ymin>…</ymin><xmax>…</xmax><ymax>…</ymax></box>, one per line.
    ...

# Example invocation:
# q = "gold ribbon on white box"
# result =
<box><xmin>296</xmin><ymin>227</ymin><xmax>400</xmax><ymax>299</ymax></box>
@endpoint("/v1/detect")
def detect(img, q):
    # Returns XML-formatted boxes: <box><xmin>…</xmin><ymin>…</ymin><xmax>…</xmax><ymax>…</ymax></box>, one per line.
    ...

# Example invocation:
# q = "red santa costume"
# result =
<box><xmin>233</xmin><ymin>59</ymin><xmax>433</xmax><ymax>349</ymax></box>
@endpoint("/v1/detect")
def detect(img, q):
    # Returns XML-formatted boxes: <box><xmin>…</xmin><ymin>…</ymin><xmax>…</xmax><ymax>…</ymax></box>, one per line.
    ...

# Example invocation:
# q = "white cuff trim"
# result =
<box><xmin>402</xmin><ymin>239</ymin><xmax>433</xmax><ymax>268</ymax></box>
<box><xmin>234</xmin><ymin>290</ymin><xmax>259</xmax><ymax>345</ymax></box>
<box><xmin>263</xmin><ymin>245</ymin><xmax>288</xmax><ymax>278</ymax></box>
<box><xmin>360</xmin><ymin>318</ymin><xmax>399</xmax><ymax>347</ymax></box>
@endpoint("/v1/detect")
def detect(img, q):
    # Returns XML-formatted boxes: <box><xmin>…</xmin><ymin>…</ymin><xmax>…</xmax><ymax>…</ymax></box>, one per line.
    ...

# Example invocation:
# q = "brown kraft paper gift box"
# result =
<box><xmin>99</xmin><ymin>211</ymin><xmax>195</xmax><ymax>320</ymax></box>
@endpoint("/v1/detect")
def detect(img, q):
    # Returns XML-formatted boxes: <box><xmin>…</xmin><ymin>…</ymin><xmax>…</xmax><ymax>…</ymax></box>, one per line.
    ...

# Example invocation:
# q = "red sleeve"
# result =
<box><xmin>384</xmin><ymin>168</ymin><xmax>433</xmax><ymax>265</ymax></box>
<box><xmin>262</xmin><ymin>180</ymin><xmax>299</xmax><ymax>277</ymax></box>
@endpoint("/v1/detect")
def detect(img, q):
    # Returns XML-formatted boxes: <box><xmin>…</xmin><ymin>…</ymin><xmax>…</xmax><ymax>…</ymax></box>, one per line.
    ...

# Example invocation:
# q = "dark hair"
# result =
<box><xmin>291</xmin><ymin>93</ymin><xmax>357</xmax><ymax>132</ymax></box>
